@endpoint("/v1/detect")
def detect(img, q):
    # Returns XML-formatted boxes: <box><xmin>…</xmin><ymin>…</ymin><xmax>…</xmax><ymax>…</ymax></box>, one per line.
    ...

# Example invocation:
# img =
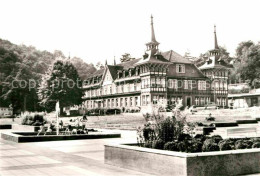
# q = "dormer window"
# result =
<box><xmin>176</xmin><ymin>64</ymin><xmax>185</xmax><ymax>73</ymax></box>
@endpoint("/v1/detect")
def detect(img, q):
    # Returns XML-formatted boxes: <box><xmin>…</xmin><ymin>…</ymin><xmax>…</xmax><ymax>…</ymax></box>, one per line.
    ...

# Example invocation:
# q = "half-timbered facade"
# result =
<box><xmin>83</xmin><ymin>17</ymin><xmax>224</xmax><ymax>113</ymax></box>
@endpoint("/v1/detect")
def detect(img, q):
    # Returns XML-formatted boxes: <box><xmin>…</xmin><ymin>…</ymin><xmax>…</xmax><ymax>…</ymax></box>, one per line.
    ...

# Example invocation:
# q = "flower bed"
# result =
<box><xmin>1</xmin><ymin>131</ymin><xmax>121</xmax><ymax>143</ymax></box>
<box><xmin>111</xmin><ymin>108</ymin><xmax>260</xmax><ymax>175</ymax></box>
<box><xmin>105</xmin><ymin>143</ymin><xmax>260</xmax><ymax>176</ymax></box>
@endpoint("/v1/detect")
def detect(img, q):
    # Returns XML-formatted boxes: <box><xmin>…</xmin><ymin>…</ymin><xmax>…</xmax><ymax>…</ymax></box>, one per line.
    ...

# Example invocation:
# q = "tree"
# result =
<box><xmin>96</xmin><ymin>61</ymin><xmax>105</xmax><ymax>70</ymax></box>
<box><xmin>239</xmin><ymin>42</ymin><xmax>260</xmax><ymax>86</ymax></box>
<box><xmin>70</xmin><ymin>57</ymin><xmax>96</xmax><ymax>80</ymax></box>
<box><xmin>38</xmin><ymin>60</ymin><xmax>84</xmax><ymax>114</ymax></box>
<box><xmin>120</xmin><ymin>53</ymin><xmax>134</xmax><ymax>63</ymax></box>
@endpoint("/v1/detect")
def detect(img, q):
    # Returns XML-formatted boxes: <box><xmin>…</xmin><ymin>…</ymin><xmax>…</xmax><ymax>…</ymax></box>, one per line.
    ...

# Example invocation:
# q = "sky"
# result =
<box><xmin>0</xmin><ymin>0</ymin><xmax>260</xmax><ymax>65</ymax></box>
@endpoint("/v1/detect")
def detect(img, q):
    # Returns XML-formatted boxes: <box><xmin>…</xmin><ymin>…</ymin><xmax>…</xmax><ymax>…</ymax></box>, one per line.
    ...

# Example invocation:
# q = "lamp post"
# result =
<box><xmin>55</xmin><ymin>101</ymin><xmax>60</xmax><ymax>135</ymax></box>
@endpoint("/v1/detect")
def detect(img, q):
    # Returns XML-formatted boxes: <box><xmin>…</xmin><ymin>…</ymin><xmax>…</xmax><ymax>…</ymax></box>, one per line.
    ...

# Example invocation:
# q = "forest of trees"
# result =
<box><xmin>0</xmin><ymin>38</ymin><xmax>96</xmax><ymax>113</ymax></box>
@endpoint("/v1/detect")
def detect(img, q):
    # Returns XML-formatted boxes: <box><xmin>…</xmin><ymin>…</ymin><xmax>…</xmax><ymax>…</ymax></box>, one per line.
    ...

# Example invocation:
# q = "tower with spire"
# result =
<box><xmin>209</xmin><ymin>25</ymin><xmax>220</xmax><ymax>57</ymax></box>
<box><xmin>145</xmin><ymin>15</ymin><xmax>160</xmax><ymax>51</ymax></box>
<box><xmin>199</xmin><ymin>25</ymin><xmax>232</xmax><ymax>107</ymax></box>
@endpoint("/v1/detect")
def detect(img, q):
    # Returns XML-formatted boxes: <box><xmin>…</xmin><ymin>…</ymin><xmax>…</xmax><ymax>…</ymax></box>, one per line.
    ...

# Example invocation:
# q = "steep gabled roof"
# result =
<box><xmin>161</xmin><ymin>50</ymin><xmax>192</xmax><ymax>64</ymax></box>
<box><xmin>106</xmin><ymin>65</ymin><xmax>121</xmax><ymax>80</ymax></box>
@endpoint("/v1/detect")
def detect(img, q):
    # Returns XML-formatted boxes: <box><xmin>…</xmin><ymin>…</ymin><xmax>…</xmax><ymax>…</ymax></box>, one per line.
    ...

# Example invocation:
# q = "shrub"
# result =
<box><xmin>21</xmin><ymin>116</ymin><xmax>28</xmax><ymax>125</ymax></box>
<box><xmin>178</xmin><ymin>133</ymin><xmax>192</xmax><ymax>141</ymax></box>
<box><xmin>202</xmin><ymin>139</ymin><xmax>220</xmax><ymax>152</ymax></box>
<box><xmin>252</xmin><ymin>142</ymin><xmax>260</xmax><ymax>148</ymax></box>
<box><xmin>219</xmin><ymin>139</ymin><xmax>234</xmax><ymax>151</ymax></box>
<box><xmin>245</xmin><ymin>140</ymin><xmax>254</xmax><ymax>148</ymax></box>
<box><xmin>157</xmin><ymin>117</ymin><xmax>176</xmax><ymax>143</ymax></box>
<box><xmin>143</xmin><ymin>123</ymin><xmax>155</xmax><ymax>142</ymax></box>
<box><xmin>152</xmin><ymin>139</ymin><xmax>165</xmax><ymax>149</ymax></box>
<box><xmin>235</xmin><ymin>140</ymin><xmax>248</xmax><ymax>149</ymax></box>
<box><xmin>144</xmin><ymin>141</ymin><xmax>152</xmax><ymax>148</ymax></box>
<box><xmin>34</xmin><ymin>114</ymin><xmax>44</xmax><ymax>122</ymax></box>
<box><xmin>188</xmin><ymin>139</ymin><xmax>203</xmax><ymax>153</ymax></box>
<box><xmin>164</xmin><ymin>141</ymin><xmax>178</xmax><ymax>151</ymax></box>
<box><xmin>211</xmin><ymin>135</ymin><xmax>223</xmax><ymax>144</ymax></box>
<box><xmin>177</xmin><ymin>141</ymin><xmax>187</xmax><ymax>152</ymax></box>
<box><xmin>194</xmin><ymin>134</ymin><xmax>207</xmax><ymax>143</ymax></box>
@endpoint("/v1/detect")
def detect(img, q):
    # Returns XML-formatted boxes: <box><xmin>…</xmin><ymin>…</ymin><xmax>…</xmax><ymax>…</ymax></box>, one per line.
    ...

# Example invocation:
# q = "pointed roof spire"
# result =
<box><xmin>114</xmin><ymin>56</ymin><xmax>116</xmax><ymax>65</ymax></box>
<box><xmin>146</xmin><ymin>15</ymin><xmax>160</xmax><ymax>52</ymax></box>
<box><xmin>151</xmin><ymin>14</ymin><xmax>157</xmax><ymax>43</ymax></box>
<box><xmin>214</xmin><ymin>25</ymin><xmax>219</xmax><ymax>49</ymax></box>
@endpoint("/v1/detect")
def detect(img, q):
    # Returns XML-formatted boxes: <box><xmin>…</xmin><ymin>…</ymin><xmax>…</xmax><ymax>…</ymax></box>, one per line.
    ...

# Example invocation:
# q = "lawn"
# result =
<box><xmin>1</xmin><ymin>107</ymin><xmax>259</xmax><ymax>130</ymax></box>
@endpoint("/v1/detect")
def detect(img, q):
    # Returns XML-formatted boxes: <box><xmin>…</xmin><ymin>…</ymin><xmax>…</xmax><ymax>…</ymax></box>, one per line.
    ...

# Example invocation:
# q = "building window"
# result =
<box><xmin>112</xmin><ymin>99</ymin><xmax>114</xmax><ymax>107</ymax></box>
<box><xmin>188</xmin><ymin>80</ymin><xmax>192</xmax><ymax>90</ymax></box>
<box><xmin>171</xmin><ymin>97</ymin><xmax>176</xmax><ymax>105</ymax></box>
<box><xmin>128</xmin><ymin>84</ymin><xmax>130</xmax><ymax>92</ymax></box>
<box><xmin>198</xmin><ymin>81</ymin><xmax>206</xmax><ymax>90</ymax></box>
<box><xmin>130</xmin><ymin>97</ymin><xmax>133</xmax><ymax>106</ymax></box>
<box><xmin>108</xmin><ymin>99</ymin><xmax>110</xmax><ymax>107</ymax></box>
<box><xmin>142</xmin><ymin>95</ymin><xmax>146</xmax><ymax>105</ymax></box>
<box><xmin>184</xmin><ymin>80</ymin><xmax>188</xmax><ymax>89</ymax></box>
<box><xmin>125</xmin><ymin>98</ymin><xmax>128</xmax><ymax>106</ymax></box>
<box><xmin>146</xmin><ymin>95</ymin><xmax>150</xmax><ymax>105</ymax></box>
<box><xmin>120</xmin><ymin>98</ymin><xmax>123</xmax><ymax>107</ymax></box>
<box><xmin>134</xmin><ymin>83</ymin><xmax>137</xmax><ymax>91</ymax></box>
<box><xmin>195</xmin><ymin>97</ymin><xmax>199</xmax><ymax>106</ymax></box>
<box><xmin>222</xmin><ymin>98</ymin><xmax>226</xmax><ymax>106</ymax></box>
<box><xmin>168</xmin><ymin>79</ymin><xmax>173</xmax><ymax>88</ymax></box>
<box><xmin>151</xmin><ymin>78</ymin><xmax>156</xmax><ymax>88</ymax></box>
<box><xmin>217</xmin><ymin>98</ymin><xmax>221</xmax><ymax>106</ymax></box>
<box><xmin>152</xmin><ymin>95</ymin><xmax>158</xmax><ymax>104</ymax></box>
<box><xmin>121</xmin><ymin>85</ymin><xmax>124</xmax><ymax>92</ymax></box>
<box><xmin>135</xmin><ymin>97</ymin><xmax>138</xmax><ymax>106</ymax></box>
<box><xmin>215</xmin><ymin>81</ymin><xmax>219</xmax><ymax>90</ymax></box>
<box><xmin>159</xmin><ymin>95</ymin><xmax>164</xmax><ymax>104</ymax></box>
<box><xmin>206</xmin><ymin>97</ymin><xmax>210</xmax><ymax>105</ymax></box>
<box><xmin>200</xmin><ymin>97</ymin><xmax>205</xmax><ymax>105</ymax></box>
<box><xmin>173</xmin><ymin>79</ymin><xmax>177</xmax><ymax>89</ymax></box>
<box><xmin>104</xmin><ymin>100</ymin><xmax>106</xmax><ymax>108</ymax></box>
<box><xmin>116</xmin><ymin>98</ymin><xmax>119</xmax><ymax>107</ymax></box>
<box><xmin>176</xmin><ymin>64</ymin><xmax>185</xmax><ymax>73</ymax></box>
<box><xmin>177</xmin><ymin>97</ymin><xmax>182</xmax><ymax>104</ymax></box>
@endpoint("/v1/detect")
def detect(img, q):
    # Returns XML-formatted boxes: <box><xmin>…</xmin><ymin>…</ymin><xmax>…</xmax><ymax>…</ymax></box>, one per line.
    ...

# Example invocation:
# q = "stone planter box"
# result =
<box><xmin>105</xmin><ymin>143</ymin><xmax>260</xmax><ymax>176</ymax></box>
<box><xmin>12</xmin><ymin>124</ymin><xmax>40</xmax><ymax>132</ymax></box>
<box><xmin>1</xmin><ymin>131</ymin><xmax>121</xmax><ymax>143</ymax></box>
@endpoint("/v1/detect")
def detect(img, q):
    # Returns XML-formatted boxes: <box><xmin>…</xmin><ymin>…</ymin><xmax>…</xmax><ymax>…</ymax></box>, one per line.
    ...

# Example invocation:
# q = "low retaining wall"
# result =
<box><xmin>105</xmin><ymin>143</ymin><xmax>260</xmax><ymax>176</ymax></box>
<box><xmin>1</xmin><ymin>131</ymin><xmax>121</xmax><ymax>143</ymax></box>
<box><xmin>12</xmin><ymin>124</ymin><xmax>40</xmax><ymax>132</ymax></box>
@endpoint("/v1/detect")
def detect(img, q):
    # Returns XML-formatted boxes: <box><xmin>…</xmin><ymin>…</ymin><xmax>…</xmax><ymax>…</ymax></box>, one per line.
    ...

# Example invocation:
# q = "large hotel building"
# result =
<box><xmin>82</xmin><ymin>16</ymin><xmax>231</xmax><ymax>113</ymax></box>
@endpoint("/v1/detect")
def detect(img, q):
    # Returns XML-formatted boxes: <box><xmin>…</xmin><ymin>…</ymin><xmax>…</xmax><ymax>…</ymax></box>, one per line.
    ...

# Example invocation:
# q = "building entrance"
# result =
<box><xmin>186</xmin><ymin>97</ymin><xmax>192</xmax><ymax>107</ymax></box>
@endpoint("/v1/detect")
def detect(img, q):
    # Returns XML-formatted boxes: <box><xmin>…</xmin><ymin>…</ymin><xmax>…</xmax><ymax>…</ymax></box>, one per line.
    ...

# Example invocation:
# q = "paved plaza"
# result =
<box><xmin>0</xmin><ymin>129</ymin><xmax>152</xmax><ymax>176</ymax></box>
